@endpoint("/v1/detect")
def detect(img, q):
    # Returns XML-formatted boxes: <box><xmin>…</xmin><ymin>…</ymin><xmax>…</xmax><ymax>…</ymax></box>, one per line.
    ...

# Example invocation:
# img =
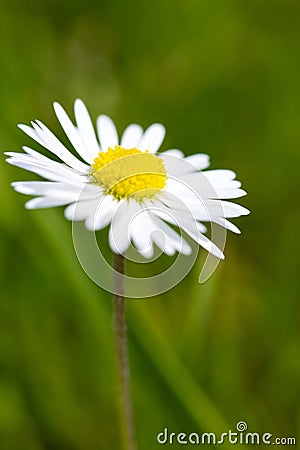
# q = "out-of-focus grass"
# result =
<box><xmin>1</xmin><ymin>0</ymin><xmax>300</xmax><ymax>449</ymax></box>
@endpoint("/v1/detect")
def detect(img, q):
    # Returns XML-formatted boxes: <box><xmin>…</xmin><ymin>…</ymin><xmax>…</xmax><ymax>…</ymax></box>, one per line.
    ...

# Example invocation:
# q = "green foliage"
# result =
<box><xmin>0</xmin><ymin>0</ymin><xmax>300</xmax><ymax>448</ymax></box>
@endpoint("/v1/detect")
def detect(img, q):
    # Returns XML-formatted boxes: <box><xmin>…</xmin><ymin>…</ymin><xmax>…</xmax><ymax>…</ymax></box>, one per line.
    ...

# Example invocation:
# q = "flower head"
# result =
<box><xmin>6</xmin><ymin>99</ymin><xmax>249</xmax><ymax>259</ymax></box>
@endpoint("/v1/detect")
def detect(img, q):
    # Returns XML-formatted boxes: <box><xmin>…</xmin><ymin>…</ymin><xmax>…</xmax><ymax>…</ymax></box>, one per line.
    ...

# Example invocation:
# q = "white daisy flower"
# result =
<box><xmin>6</xmin><ymin>99</ymin><xmax>249</xmax><ymax>260</ymax></box>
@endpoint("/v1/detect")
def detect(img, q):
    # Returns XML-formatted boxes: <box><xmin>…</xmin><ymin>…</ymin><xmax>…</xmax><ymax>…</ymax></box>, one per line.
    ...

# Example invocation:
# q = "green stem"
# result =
<box><xmin>113</xmin><ymin>253</ymin><xmax>136</xmax><ymax>450</ymax></box>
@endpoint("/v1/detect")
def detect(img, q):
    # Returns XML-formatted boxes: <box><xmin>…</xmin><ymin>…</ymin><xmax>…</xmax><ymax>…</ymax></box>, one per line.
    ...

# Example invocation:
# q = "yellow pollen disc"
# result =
<box><xmin>91</xmin><ymin>145</ymin><xmax>167</xmax><ymax>201</ymax></box>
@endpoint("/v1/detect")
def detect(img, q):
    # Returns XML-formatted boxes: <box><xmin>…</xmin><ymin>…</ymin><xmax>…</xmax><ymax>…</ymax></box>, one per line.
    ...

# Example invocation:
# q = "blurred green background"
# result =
<box><xmin>1</xmin><ymin>0</ymin><xmax>300</xmax><ymax>448</ymax></box>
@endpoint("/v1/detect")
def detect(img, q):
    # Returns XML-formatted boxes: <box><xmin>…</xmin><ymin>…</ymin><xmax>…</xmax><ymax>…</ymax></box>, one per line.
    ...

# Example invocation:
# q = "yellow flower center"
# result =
<box><xmin>91</xmin><ymin>145</ymin><xmax>167</xmax><ymax>201</ymax></box>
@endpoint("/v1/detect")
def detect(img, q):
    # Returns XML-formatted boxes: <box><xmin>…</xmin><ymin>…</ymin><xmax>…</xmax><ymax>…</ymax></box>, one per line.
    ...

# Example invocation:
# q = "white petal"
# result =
<box><xmin>64</xmin><ymin>197</ymin><xmax>103</xmax><ymax>221</ymax></box>
<box><xmin>6</xmin><ymin>149</ymin><xmax>53</xmax><ymax>166</ymax></box>
<box><xmin>8</xmin><ymin>146</ymin><xmax>86</xmax><ymax>173</ymax></box>
<box><xmin>203</xmin><ymin>170</ymin><xmax>236</xmax><ymax>185</ymax></box>
<box><xmin>144</xmin><ymin>198</ymin><xmax>224</xmax><ymax>258</ymax></box>
<box><xmin>138</xmin><ymin>123</ymin><xmax>165</xmax><ymax>153</ymax></box>
<box><xmin>6</xmin><ymin>148</ymin><xmax>88</xmax><ymax>180</ymax></box>
<box><xmin>11</xmin><ymin>180</ymin><xmax>100</xmax><ymax>199</ymax></box>
<box><xmin>164</xmin><ymin>178</ymin><xmax>200</xmax><ymax>201</ymax></box>
<box><xmin>129</xmin><ymin>209</ymin><xmax>154</xmax><ymax>258</ymax></box>
<box><xmin>170</xmin><ymin>177</ymin><xmax>247</xmax><ymax>200</ymax></box>
<box><xmin>85</xmin><ymin>195</ymin><xmax>119</xmax><ymax>231</ymax></box>
<box><xmin>109</xmin><ymin>200</ymin><xmax>139</xmax><ymax>254</ymax></box>
<box><xmin>184</xmin><ymin>199</ymin><xmax>250</xmax><ymax>220</ymax></box>
<box><xmin>185</xmin><ymin>153</ymin><xmax>210</xmax><ymax>170</ymax></box>
<box><xmin>64</xmin><ymin>203</ymin><xmax>79</xmax><ymax>221</ymax></box>
<box><xmin>211</xmin><ymin>200</ymin><xmax>250</xmax><ymax>218</ymax></box>
<box><xmin>25</xmin><ymin>196</ymin><xmax>74</xmax><ymax>209</ymax></box>
<box><xmin>130</xmin><ymin>205</ymin><xmax>190</xmax><ymax>257</ymax></box>
<box><xmin>160</xmin><ymin>201</ymin><xmax>225</xmax><ymax>258</ymax></box>
<box><xmin>157</xmin><ymin>190</ymin><xmax>212</xmax><ymax>222</ymax></box>
<box><xmin>12</xmin><ymin>181</ymin><xmax>75</xmax><ymax>195</ymax></box>
<box><xmin>18</xmin><ymin>124</ymin><xmax>46</xmax><ymax>147</ymax></box>
<box><xmin>7</xmin><ymin>157</ymin><xmax>87</xmax><ymax>185</ymax></box>
<box><xmin>53</xmin><ymin>101</ymin><xmax>96</xmax><ymax>164</ymax></box>
<box><xmin>160</xmin><ymin>149</ymin><xmax>184</xmax><ymax>158</ymax></box>
<box><xmin>132</xmin><ymin>210</ymin><xmax>173</xmax><ymax>256</ymax></box>
<box><xmin>213</xmin><ymin>188</ymin><xmax>247</xmax><ymax>199</ymax></box>
<box><xmin>144</xmin><ymin>198</ymin><xmax>194</xmax><ymax>253</ymax></box>
<box><xmin>74</xmin><ymin>99</ymin><xmax>101</xmax><ymax>158</ymax></box>
<box><xmin>214</xmin><ymin>218</ymin><xmax>241</xmax><ymax>234</ymax></box>
<box><xmin>24</xmin><ymin>147</ymin><xmax>70</xmax><ymax>166</ymax></box>
<box><xmin>161</xmin><ymin>191</ymin><xmax>250</xmax><ymax>222</ymax></box>
<box><xmin>120</xmin><ymin>124</ymin><xmax>143</xmax><ymax>148</ymax></box>
<box><xmin>96</xmin><ymin>114</ymin><xmax>119</xmax><ymax>152</ymax></box>
<box><xmin>197</xmin><ymin>222</ymin><xmax>207</xmax><ymax>233</ymax></box>
<box><xmin>160</xmin><ymin>154</ymin><xmax>195</xmax><ymax>177</ymax></box>
<box><xmin>203</xmin><ymin>176</ymin><xmax>243</xmax><ymax>190</ymax></box>
<box><xmin>30</xmin><ymin>120</ymin><xmax>89</xmax><ymax>173</ymax></box>
<box><xmin>210</xmin><ymin>179</ymin><xmax>242</xmax><ymax>189</ymax></box>
<box><xmin>185</xmin><ymin>228</ymin><xmax>225</xmax><ymax>259</ymax></box>
<box><xmin>151</xmin><ymin>196</ymin><xmax>193</xmax><ymax>225</ymax></box>
<box><xmin>149</xmin><ymin>211</ymin><xmax>192</xmax><ymax>255</ymax></box>
<box><xmin>23</xmin><ymin>185</ymin><xmax>99</xmax><ymax>208</ymax></box>
<box><xmin>172</xmin><ymin>171</ymin><xmax>247</xmax><ymax>200</ymax></box>
<box><xmin>156</xmin><ymin>197</ymin><xmax>206</xmax><ymax>234</ymax></box>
